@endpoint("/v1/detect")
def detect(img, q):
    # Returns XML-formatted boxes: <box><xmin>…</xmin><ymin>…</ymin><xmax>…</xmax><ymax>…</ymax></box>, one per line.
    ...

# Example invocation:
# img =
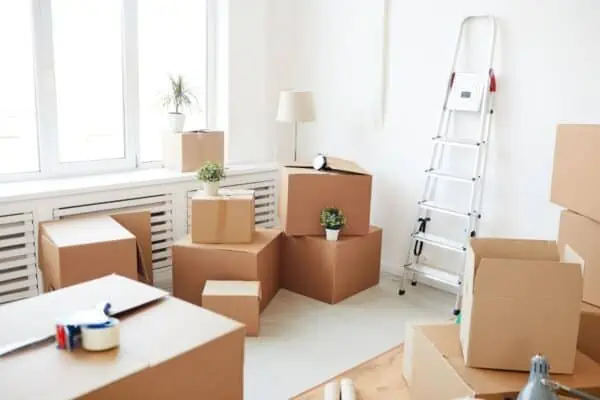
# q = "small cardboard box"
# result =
<box><xmin>406</xmin><ymin>323</ymin><xmax>600</xmax><ymax>400</ymax></box>
<box><xmin>279</xmin><ymin>157</ymin><xmax>372</xmax><ymax>236</ymax></box>
<box><xmin>162</xmin><ymin>129</ymin><xmax>224</xmax><ymax>172</ymax></box>
<box><xmin>579</xmin><ymin>302</ymin><xmax>600</xmax><ymax>364</ymax></box>
<box><xmin>551</xmin><ymin>124</ymin><xmax>600</xmax><ymax>223</ymax></box>
<box><xmin>0</xmin><ymin>275</ymin><xmax>245</xmax><ymax>399</ymax></box>
<box><xmin>558</xmin><ymin>209</ymin><xmax>600</xmax><ymax>307</ymax></box>
<box><xmin>191</xmin><ymin>189</ymin><xmax>255</xmax><ymax>244</ymax></box>
<box><xmin>173</xmin><ymin>228</ymin><xmax>281</xmax><ymax>311</ymax></box>
<box><xmin>202</xmin><ymin>280</ymin><xmax>261</xmax><ymax>336</ymax></box>
<box><xmin>460</xmin><ymin>238</ymin><xmax>583</xmax><ymax>373</ymax></box>
<box><xmin>281</xmin><ymin>227</ymin><xmax>382</xmax><ymax>304</ymax></box>
<box><xmin>39</xmin><ymin>216</ymin><xmax>140</xmax><ymax>290</ymax></box>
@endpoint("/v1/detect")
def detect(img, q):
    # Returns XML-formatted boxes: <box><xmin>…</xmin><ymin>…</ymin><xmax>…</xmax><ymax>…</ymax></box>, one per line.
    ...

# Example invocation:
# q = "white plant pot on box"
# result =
<box><xmin>168</xmin><ymin>113</ymin><xmax>185</xmax><ymax>133</ymax></box>
<box><xmin>325</xmin><ymin>228</ymin><xmax>340</xmax><ymax>241</ymax></box>
<box><xmin>203</xmin><ymin>181</ymin><xmax>220</xmax><ymax>196</ymax></box>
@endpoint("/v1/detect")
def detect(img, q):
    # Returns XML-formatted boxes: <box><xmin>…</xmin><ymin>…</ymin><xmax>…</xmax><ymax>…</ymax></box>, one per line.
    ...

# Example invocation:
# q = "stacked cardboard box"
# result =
<box><xmin>162</xmin><ymin>129</ymin><xmax>224</xmax><ymax>172</ymax></box>
<box><xmin>279</xmin><ymin>157</ymin><xmax>383</xmax><ymax>304</ymax></box>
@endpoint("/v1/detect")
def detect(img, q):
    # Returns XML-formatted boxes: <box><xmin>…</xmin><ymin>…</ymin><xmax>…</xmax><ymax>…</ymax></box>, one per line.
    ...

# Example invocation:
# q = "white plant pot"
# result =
<box><xmin>203</xmin><ymin>181</ymin><xmax>220</xmax><ymax>196</ymax></box>
<box><xmin>325</xmin><ymin>229</ymin><xmax>340</xmax><ymax>241</ymax></box>
<box><xmin>168</xmin><ymin>113</ymin><xmax>186</xmax><ymax>133</ymax></box>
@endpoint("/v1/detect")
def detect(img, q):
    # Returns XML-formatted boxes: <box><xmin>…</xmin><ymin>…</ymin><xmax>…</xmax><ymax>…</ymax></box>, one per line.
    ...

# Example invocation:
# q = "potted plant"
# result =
<box><xmin>320</xmin><ymin>207</ymin><xmax>346</xmax><ymax>241</ymax></box>
<box><xmin>196</xmin><ymin>161</ymin><xmax>225</xmax><ymax>196</ymax></box>
<box><xmin>162</xmin><ymin>74</ymin><xmax>196</xmax><ymax>133</ymax></box>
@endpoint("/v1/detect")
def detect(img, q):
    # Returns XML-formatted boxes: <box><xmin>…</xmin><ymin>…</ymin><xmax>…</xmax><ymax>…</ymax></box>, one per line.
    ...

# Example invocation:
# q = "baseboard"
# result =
<box><xmin>380</xmin><ymin>262</ymin><xmax>458</xmax><ymax>295</ymax></box>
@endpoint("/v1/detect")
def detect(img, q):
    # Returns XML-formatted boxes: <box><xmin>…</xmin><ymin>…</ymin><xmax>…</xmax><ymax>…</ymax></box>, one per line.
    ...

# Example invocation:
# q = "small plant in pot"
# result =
<box><xmin>197</xmin><ymin>161</ymin><xmax>225</xmax><ymax>196</ymax></box>
<box><xmin>162</xmin><ymin>74</ymin><xmax>197</xmax><ymax>133</ymax></box>
<box><xmin>320</xmin><ymin>207</ymin><xmax>346</xmax><ymax>241</ymax></box>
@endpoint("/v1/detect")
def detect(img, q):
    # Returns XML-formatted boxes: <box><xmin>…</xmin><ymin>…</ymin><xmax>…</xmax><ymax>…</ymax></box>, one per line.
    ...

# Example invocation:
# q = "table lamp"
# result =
<box><xmin>276</xmin><ymin>90</ymin><xmax>315</xmax><ymax>162</ymax></box>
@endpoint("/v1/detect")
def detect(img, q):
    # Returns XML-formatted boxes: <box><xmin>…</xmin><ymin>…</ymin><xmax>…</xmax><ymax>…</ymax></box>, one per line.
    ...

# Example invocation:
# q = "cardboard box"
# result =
<box><xmin>191</xmin><ymin>189</ymin><xmax>255</xmax><ymax>244</ymax></box>
<box><xmin>0</xmin><ymin>275</ymin><xmax>245</xmax><ymax>399</ymax></box>
<box><xmin>460</xmin><ymin>238</ymin><xmax>583</xmax><ymax>373</ymax></box>
<box><xmin>173</xmin><ymin>228</ymin><xmax>281</xmax><ymax>311</ymax></box>
<box><xmin>110</xmin><ymin>211</ymin><xmax>154</xmax><ymax>285</ymax></box>
<box><xmin>162</xmin><ymin>129</ymin><xmax>224</xmax><ymax>172</ymax></box>
<box><xmin>281</xmin><ymin>227</ymin><xmax>382</xmax><ymax>304</ymax></box>
<box><xmin>202</xmin><ymin>280</ymin><xmax>261</xmax><ymax>336</ymax></box>
<box><xmin>579</xmin><ymin>302</ymin><xmax>600</xmax><ymax>364</ymax></box>
<box><xmin>558</xmin><ymin>209</ymin><xmax>600</xmax><ymax>307</ymax></box>
<box><xmin>406</xmin><ymin>323</ymin><xmax>600</xmax><ymax>400</ymax></box>
<box><xmin>279</xmin><ymin>157</ymin><xmax>372</xmax><ymax>236</ymax></box>
<box><xmin>551</xmin><ymin>124</ymin><xmax>600</xmax><ymax>223</ymax></box>
<box><xmin>39</xmin><ymin>216</ymin><xmax>141</xmax><ymax>290</ymax></box>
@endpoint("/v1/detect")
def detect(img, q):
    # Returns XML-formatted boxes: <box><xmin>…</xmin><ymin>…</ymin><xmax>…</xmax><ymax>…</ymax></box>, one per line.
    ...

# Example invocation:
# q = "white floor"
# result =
<box><xmin>244</xmin><ymin>275</ymin><xmax>454</xmax><ymax>399</ymax></box>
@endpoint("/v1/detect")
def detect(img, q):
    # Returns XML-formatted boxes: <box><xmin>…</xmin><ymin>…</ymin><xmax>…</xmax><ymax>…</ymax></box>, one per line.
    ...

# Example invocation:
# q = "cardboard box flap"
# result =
<box><xmin>203</xmin><ymin>281</ymin><xmax>261</xmax><ymax>298</ymax></box>
<box><xmin>176</xmin><ymin>229</ymin><xmax>281</xmax><ymax>254</ymax></box>
<box><xmin>111</xmin><ymin>211</ymin><xmax>153</xmax><ymax>284</ymax></box>
<box><xmin>0</xmin><ymin>275</ymin><xmax>167</xmax><ymax>350</ymax></box>
<box><xmin>582</xmin><ymin>302</ymin><xmax>600</xmax><ymax>315</ymax></box>
<box><xmin>40</xmin><ymin>217</ymin><xmax>135</xmax><ymax>247</ymax></box>
<box><xmin>284</xmin><ymin>156</ymin><xmax>370</xmax><ymax>175</ymax></box>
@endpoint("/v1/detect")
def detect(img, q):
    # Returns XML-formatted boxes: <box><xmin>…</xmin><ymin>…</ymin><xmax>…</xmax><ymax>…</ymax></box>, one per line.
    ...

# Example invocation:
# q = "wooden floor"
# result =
<box><xmin>292</xmin><ymin>344</ymin><xmax>409</xmax><ymax>400</ymax></box>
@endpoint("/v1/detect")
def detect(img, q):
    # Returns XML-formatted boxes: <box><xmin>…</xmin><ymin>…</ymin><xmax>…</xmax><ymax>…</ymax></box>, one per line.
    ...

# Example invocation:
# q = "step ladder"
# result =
<box><xmin>398</xmin><ymin>16</ymin><xmax>497</xmax><ymax>315</ymax></box>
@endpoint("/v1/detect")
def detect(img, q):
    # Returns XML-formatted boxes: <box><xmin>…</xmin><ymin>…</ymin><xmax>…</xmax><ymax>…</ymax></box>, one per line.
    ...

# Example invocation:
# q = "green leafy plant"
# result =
<box><xmin>162</xmin><ymin>74</ymin><xmax>197</xmax><ymax>114</ymax></box>
<box><xmin>320</xmin><ymin>207</ymin><xmax>346</xmax><ymax>230</ymax></box>
<box><xmin>196</xmin><ymin>161</ymin><xmax>225</xmax><ymax>183</ymax></box>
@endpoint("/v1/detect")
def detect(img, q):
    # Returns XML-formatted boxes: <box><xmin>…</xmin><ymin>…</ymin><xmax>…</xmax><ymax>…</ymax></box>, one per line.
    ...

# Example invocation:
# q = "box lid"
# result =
<box><xmin>284</xmin><ymin>156</ymin><xmax>370</xmax><ymax>176</ymax></box>
<box><xmin>203</xmin><ymin>280</ymin><xmax>261</xmax><ymax>298</ymax></box>
<box><xmin>41</xmin><ymin>216</ymin><xmax>135</xmax><ymax>247</ymax></box>
<box><xmin>175</xmin><ymin>228</ymin><xmax>280</xmax><ymax>254</ymax></box>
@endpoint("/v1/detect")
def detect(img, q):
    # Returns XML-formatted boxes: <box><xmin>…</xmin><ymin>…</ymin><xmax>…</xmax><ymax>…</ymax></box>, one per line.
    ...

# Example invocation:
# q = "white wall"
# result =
<box><xmin>275</xmin><ymin>0</ymin><xmax>600</xmax><ymax>275</ymax></box>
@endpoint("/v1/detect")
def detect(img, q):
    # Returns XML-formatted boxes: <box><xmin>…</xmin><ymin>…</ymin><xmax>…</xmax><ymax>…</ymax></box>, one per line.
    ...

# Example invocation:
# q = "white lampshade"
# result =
<box><xmin>276</xmin><ymin>90</ymin><xmax>315</xmax><ymax>123</ymax></box>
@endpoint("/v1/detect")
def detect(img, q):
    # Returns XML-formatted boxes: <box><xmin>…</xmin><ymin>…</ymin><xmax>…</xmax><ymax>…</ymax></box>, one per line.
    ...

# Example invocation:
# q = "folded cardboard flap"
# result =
<box><xmin>284</xmin><ymin>156</ymin><xmax>370</xmax><ymax>176</ymax></box>
<box><xmin>470</xmin><ymin>238</ymin><xmax>559</xmax><ymax>272</ymax></box>
<box><xmin>110</xmin><ymin>211</ymin><xmax>153</xmax><ymax>285</ymax></box>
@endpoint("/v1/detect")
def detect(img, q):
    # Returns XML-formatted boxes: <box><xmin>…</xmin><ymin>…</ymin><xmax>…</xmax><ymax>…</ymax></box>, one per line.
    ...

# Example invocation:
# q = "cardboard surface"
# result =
<box><xmin>281</xmin><ymin>227</ymin><xmax>382</xmax><ymax>304</ymax></box>
<box><xmin>191</xmin><ymin>191</ymin><xmax>255</xmax><ymax>244</ymax></box>
<box><xmin>579</xmin><ymin>302</ymin><xmax>600</xmax><ymax>364</ymax></box>
<box><xmin>110</xmin><ymin>211</ymin><xmax>153</xmax><ymax>285</ymax></box>
<box><xmin>558</xmin><ymin>210</ymin><xmax>600</xmax><ymax>307</ymax></box>
<box><xmin>408</xmin><ymin>324</ymin><xmax>600</xmax><ymax>400</ymax></box>
<box><xmin>162</xmin><ymin>130</ymin><xmax>224</xmax><ymax>172</ymax></box>
<box><xmin>172</xmin><ymin>228</ymin><xmax>281</xmax><ymax>310</ymax></box>
<box><xmin>278</xmin><ymin>159</ymin><xmax>372</xmax><ymax>236</ymax></box>
<box><xmin>551</xmin><ymin>124</ymin><xmax>600</xmax><ymax>223</ymax></box>
<box><xmin>0</xmin><ymin>276</ymin><xmax>244</xmax><ymax>399</ymax></box>
<box><xmin>39</xmin><ymin>217</ymin><xmax>138</xmax><ymax>289</ymax></box>
<box><xmin>460</xmin><ymin>238</ymin><xmax>582</xmax><ymax>373</ymax></box>
<box><xmin>202</xmin><ymin>280</ymin><xmax>261</xmax><ymax>336</ymax></box>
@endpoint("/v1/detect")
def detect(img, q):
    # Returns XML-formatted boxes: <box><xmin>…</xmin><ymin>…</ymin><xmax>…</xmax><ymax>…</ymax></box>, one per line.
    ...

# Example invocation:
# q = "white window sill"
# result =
<box><xmin>0</xmin><ymin>163</ymin><xmax>279</xmax><ymax>203</ymax></box>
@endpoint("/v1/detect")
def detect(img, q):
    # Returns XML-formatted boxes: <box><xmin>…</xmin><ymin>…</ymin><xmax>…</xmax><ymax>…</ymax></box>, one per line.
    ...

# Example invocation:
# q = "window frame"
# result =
<box><xmin>0</xmin><ymin>0</ymin><xmax>216</xmax><ymax>182</ymax></box>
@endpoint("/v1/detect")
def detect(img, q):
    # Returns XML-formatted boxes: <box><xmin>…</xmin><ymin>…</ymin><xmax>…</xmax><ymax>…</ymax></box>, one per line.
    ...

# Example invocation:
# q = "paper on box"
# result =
<box><xmin>579</xmin><ymin>302</ymin><xmax>600</xmax><ymax>364</ymax></box>
<box><xmin>162</xmin><ymin>130</ymin><xmax>224</xmax><ymax>172</ymax></box>
<box><xmin>202</xmin><ymin>280</ymin><xmax>261</xmax><ymax>336</ymax></box>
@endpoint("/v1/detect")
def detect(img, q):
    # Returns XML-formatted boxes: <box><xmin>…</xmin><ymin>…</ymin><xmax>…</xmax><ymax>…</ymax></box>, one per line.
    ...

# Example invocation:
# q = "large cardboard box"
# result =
<box><xmin>162</xmin><ymin>129</ymin><xmax>224</xmax><ymax>172</ymax></box>
<box><xmin>110</xmin><ymin>211</ymin><xmax>154</xmax><ymax>285</ymax></box>
<box><xmin>281</xmin><ymin>227</ymin><xmax>382</xmax><ymax>304</ymax></box>
<box><xmin>558</xmin><ymin>209</ymin><xmax>600</xmax><ymax>307</ymax></box>
<box><xmin>579</xmin><ymin>302</ymin><xmax>600</xmax><ymax>364</ymax></box>
<box><xmin>405</xmin><ymin>323</ymin><xmax>600</xmax><ymax>400</ymax></box>
<box><xmin>0</xmin><ymin>275</ymin><xmax>245</xmax><ymax>399</ymax></box>
<box><xmin>191</xmin><ymin>189</ymin><xmax>255</xmax><ymax>244</ymax></box>
<box><xmin>202</xmin><ymin>280</ymin><xmax>261</xmax><ymax>336</ymax></box>
<box><xmin>551</xmin><ymin>124</ymin><xmax>600</xmax><ymax>222</ymax></box>
<box><xmin>460</xmin><ymin>238</ymin><xmax>583</xmax><ymax>373</ymax></box>
<box><xmin>39</xmin><ymin>216</ymin><xmax>140</xmax><ymax>290</ymax></box>
<box><xmin>279</xmin><ymin>157</ymin><xmax>372</xmax><ymax>236</ymax></box>
<box><xmin>172</xmin><ymin>228</ymin><xmax>281</xmax><ymax>311</ymax></box>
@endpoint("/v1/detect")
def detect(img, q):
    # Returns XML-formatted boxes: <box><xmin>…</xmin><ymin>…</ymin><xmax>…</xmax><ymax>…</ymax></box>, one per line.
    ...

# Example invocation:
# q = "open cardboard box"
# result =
<box><xmin>579</xmin><ymin>302</ymin><xmax>600</xmax><ymax>365</ymax></box>
<box><xmin>0</xmin><ymin>275</ymin><xmax>245</xmax><ymax>399</ymax></box>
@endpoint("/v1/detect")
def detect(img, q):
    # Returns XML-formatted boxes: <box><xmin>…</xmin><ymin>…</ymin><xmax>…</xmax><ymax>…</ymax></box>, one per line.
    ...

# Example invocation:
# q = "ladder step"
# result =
<box><xmin>404</xmin><ymin>263</ymin><xmax>460</xmax><ymax>289</ymax></box>
<box><xmin>417</xmin><ymin>200</ymin><xmax>470</xmax><ymax>218</ymax></box>
<box><xmin>411</xmin><ymin>232</ymin><xmax>466</xmax><ymax>253</ymax></box>
<box><xmin>432</xmin><ymin>136</ymin><xmax>482</xmax><ymax>148</ymax></box>
<box><xmin>425</xmin><ymin>169</ymin><xmax>477</xmax><ymax>183</ymax></box>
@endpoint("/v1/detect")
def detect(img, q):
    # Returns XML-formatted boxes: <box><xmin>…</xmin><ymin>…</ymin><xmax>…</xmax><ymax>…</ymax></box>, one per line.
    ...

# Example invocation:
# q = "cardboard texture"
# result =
<box><xmin>162</xmin><ymin>129</ymin><xmax>224</xmax><ymax>172</ymax></box>
<box><xmin>0</xmin><ymin>275</ymin><xmax>244</xmax><ymax>400</ymax></box>
<box><xmin>110</xmin><ymin>211</ymin><xmax>153</xmax><ymax>285</ymax></box>
<box><xmin>551</xmin><ymin>124</ymin><xmax>600</xmax><ymax>223</ymax></box>
<box><xmin>579</xmin><ymin>302</ymin><xmax>600</xmax><ymax>364</ymax></box>
<box><xmin>558</xmin><ymin>210</ymin><xmax>600</xmax><ymax>307</ymax></box>
<box><xmin>172</xmin><ymin>228</ymin><xmax>281</xmax><ymax>311</ymax></box>
<box><xmin>279</xmin><ymin>158</ymin><xmax>372</xmax><ymax>236</ymax></box>
<box><xmin>202</xmin><ymin>280</ymin><xmax>261</xmax><ymax>336</ymax></box>
<box><xmin>407</xmin><ymin>324</ymin><xmax>600</xmax><ymax>400</ymax></box>
<box><xmin>191</xmin><ymin>190</ymin><xmax>255</xmax><ymax>244</ymax></box>
<box><xmin>281</xmin><ymin>227</ymin><xmax>382</xmax><ymax>304</ymax></box>
<box><xmin>460</xmin><ymin>238</ymin><xmax>583</xmax><ymax>373</ymax></box>
<box><xmin>39</xmin><ymin>216</ymin><xmax>139</xmax><ymax>290</ymax></box>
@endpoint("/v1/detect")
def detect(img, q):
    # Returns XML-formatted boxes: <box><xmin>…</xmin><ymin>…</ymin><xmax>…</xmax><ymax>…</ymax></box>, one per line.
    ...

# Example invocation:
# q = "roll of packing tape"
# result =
<box><xmin>340</xmin><ymin>378</ymin><xmax>356</xmax><ymax>400</ymax></box>
<box><xmin>81</xmin><ymin>318</ymin><xmax>120</xmax><ymax>351</ymax></box>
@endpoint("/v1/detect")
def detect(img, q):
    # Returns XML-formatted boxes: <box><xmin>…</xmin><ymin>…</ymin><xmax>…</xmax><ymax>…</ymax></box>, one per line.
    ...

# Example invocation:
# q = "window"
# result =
<box><xmin>0</xmin><ymin>0</ymin><xmax>214</xmax><ymax>180</ymax></box>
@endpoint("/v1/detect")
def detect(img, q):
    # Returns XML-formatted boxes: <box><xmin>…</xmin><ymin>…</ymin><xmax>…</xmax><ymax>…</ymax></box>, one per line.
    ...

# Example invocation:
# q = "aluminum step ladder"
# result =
<box><xmin>398</xmin><ymin>16</ymin><xmax>497</xmax><ymax>315</ymax></box>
